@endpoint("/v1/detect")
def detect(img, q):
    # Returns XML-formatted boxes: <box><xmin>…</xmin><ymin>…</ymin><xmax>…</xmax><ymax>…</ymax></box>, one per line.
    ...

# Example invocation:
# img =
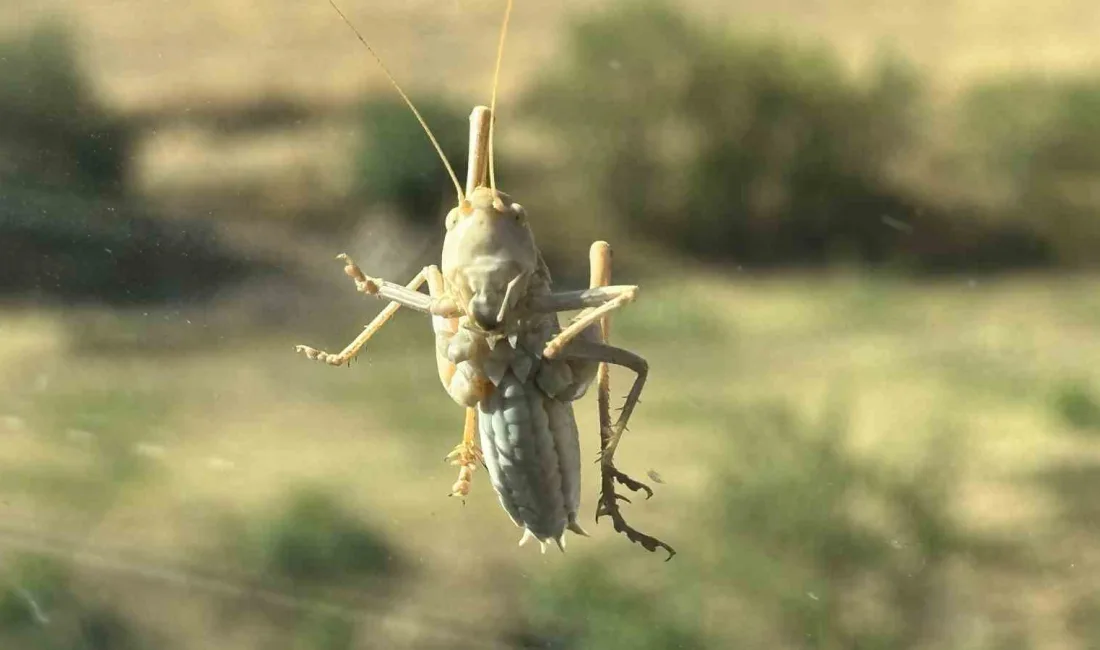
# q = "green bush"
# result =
<box><xmin>518</xmin><ymin>558</ymin><xmax>707</xmax><ymax>650</ymax></box>
<box><xmin>0</xmin><ymin>21</ymin><xmax>260</xmax><ymax>305</ymax></box>
<box><xmin>520</xmin><ymin>0</ymin><xmax>929</xmax><ymax>269</ymax></box>
<box><xmin>291</xmin><ymin>611</ymin><xmax>356</xmax><ymax>650</ymax></box>
<box><xmin>1052</xmin><ymin>380</ymin><xmax>1100</xmax><ymax>433</ymax></box>
<box><xmin>515</xmin><ymin>0</ymin><xmax>1085</xmax><ymax>273</ymax></box>
<box><xmin>0</xmin><ymin>554</ymin><xmax>145</xmax><ymax>650</ymax></box>
<box><xmin>354</xmin><ymin>96</ymin><xmax>470</xmax><ymax>225</ymax></box>
<box><xmin>0</xmin><ymin>20</ymin><xmax>131</xmax><ymax>196</ymax></box>
<box><xmin>0</xmin><ymin>190</ymin><xmax>259</xmax><ymax>305</ymax></box>
<box><xmin>202</xmin><ymin>488</ymin><xmax>400</xmax><ymax>648</ymax></box>
<box><xmin>704</xmin><ymin>402</ymin><xmax>1031</xmax><ymax>649</ymax></box>
<box><xmin>245</xmin><ymin>487</ymin><xmax>402</xmax><ymax>589</ymax></box>
<box><xmin>514</xmin><ymin>400</ymin><xmax>1033</xmax><ymax>650</ymax></box>
<box><xmin>958</xmin><ymin>76</ymin><xmax>1100</xmax><ymax>266</ymax></box>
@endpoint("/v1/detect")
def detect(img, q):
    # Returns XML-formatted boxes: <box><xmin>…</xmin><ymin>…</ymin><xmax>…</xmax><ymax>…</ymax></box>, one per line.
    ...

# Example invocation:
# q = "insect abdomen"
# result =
<box><xmin>478</xmin><ymin>371</ymin><xmax>583</xmax><ymax>549</ymax></box>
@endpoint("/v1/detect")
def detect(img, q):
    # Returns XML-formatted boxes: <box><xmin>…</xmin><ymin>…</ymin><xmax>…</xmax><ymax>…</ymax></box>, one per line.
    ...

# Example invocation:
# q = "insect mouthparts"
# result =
<box><xmin>469</xmin><ymin>295</ymin><xmax>500</xmax><ymax>331</ymax></box>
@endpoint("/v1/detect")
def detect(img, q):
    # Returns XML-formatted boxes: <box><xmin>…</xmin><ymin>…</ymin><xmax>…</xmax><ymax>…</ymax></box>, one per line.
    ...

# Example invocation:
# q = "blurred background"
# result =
<box><xmin>1</xmin><ymin>0</ymin><xmax>1099</xmax><ymax>648</ymax></box>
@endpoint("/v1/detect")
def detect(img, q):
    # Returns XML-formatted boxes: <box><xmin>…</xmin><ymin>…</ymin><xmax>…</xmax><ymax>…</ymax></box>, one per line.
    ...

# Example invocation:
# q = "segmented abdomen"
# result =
<box><xmin>478</xmin><ymin>370</ymin><xmax>582</xmax><ymax>547</ymax></box>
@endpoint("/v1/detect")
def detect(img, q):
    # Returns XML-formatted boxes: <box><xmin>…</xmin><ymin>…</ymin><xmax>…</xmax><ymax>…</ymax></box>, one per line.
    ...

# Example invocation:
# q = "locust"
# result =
<box><xmin>295</xmin><ymin>0</ymin><xmax>674</xmax><ymax>559</ymax></box>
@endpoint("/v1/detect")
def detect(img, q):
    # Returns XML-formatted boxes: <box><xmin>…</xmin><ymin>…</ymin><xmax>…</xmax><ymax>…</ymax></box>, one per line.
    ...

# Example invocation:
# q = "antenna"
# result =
<box><xmin>327</xmin><ymin>0</ymin><xmax>465</xmax><ymax>203</ymax></box>
<box><xmin>487</xmin><ymin>0</ymin><xmax>513</xmax><ymax>197</ymax></box>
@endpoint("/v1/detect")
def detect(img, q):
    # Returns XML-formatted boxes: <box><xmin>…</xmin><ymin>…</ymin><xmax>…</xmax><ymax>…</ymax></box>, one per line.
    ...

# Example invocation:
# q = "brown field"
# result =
<box><xmin>4</xmin><ymin>0</ymin><xmax>1100</xmax><ymax>112</ymax></box>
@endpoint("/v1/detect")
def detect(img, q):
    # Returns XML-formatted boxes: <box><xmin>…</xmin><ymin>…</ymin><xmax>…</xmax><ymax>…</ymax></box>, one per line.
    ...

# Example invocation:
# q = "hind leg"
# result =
<box><xmin>563</xmin><ymin>241</ymin><xmax>674</xmax><ymax>559</ymax></box>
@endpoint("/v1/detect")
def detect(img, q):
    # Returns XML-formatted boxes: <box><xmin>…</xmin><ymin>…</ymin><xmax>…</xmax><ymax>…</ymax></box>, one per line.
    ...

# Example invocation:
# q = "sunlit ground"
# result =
<box><xmin>2</xmin><ymin>271</ymin><xmax>1099</xmax><ymax>648</ymax></box>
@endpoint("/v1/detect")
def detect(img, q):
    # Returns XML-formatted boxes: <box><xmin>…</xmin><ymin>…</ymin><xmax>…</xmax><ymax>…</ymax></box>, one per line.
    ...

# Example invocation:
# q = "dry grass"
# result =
<box><xmin>8</xmin><ymin>0</ymin><xmax>1097</xmax><ymax>229</ymax></box>
<box><xmin>3</xmin><ymin>0</ymin><xmax>1099</xmax><ymax>115</ymax></box>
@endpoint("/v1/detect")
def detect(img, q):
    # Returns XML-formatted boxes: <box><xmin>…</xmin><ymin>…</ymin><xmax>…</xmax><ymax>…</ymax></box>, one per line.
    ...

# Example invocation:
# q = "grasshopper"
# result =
<box><xmin>295</xmin><ymin>0</ymin><xmax>674</xmax><ymax>559</ymax></box>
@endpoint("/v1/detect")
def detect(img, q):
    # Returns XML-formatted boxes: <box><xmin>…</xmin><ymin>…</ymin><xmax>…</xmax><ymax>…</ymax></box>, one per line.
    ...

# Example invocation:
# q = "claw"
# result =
<box><xmin>447</xmin><ymin>441</ymin><xmax>481</xmax><ymax>499</ymax></box>
<box><xmin>597</xmin><ymin>460</ymin><xmax>676</xmax><ymax>561</ymax></box>
<box><xmin>610</xmin><ymin>468</ymin><xmax>654</xmax><ymax>499</ymax></box>
<box><xmin>294</xmin><ymin>344</ymin><xmax>346</xmax><ymax>367</ymax></box>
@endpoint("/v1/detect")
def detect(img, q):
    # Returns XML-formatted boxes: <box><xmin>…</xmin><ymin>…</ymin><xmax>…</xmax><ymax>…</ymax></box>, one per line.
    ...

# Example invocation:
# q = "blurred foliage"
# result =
<box><xmin>0</xmin><ymin>192</ymin><xmax>258</xmax><ymax>305</ymax></box>
<box><xmin>517</xmin><ymin>558</ymin><xmax>705</xmax><ymax>650</ymax></box>
<box><xmin>1033</xmin><ymin>455</ymin><xmax>1100</xmax><ymax>537</ymax></box>
<box><xmin>705</xmin><ymin>403</ymin><xmax>1029</xmax><ymax>649</ymax></box>
<box><xmin>515</xmin><ymin>0</ymin><xmax>1089</xmax><ymax>272</ymax></box>
<box><xmin>521</xmin><ymin>0</ymin><xmax>927</xmax><ymax>269</ymax></box>
<box><xmin>1032</xmin><ymin>386</ymin><xmax>1100</xmax><ymax>650</ymax></box>
<box><xmin>958</xmin><ymin>76</ymin><xmax>1100</xmax><ymax>266</ymax></box>
<box><xmin>1068</xmin><ymin>592</ymin><xmax>1100</xmax><ymax>649</ymax></box>
<box><xmin>0</xmin><ymin>20</ymin><xmax>129</xmax><ymax>196</ymax></box>
<box><xmin>206</xmin><ymin>487</ymin><xmax>401</xmax><ymax>649</ymax></box>
<box><xmin>0</xmin><ymin>554</ymin><xmax>147</xmax><ymax>650</ymax></box>
<box><xmin>354</xmin><ymin>97</ymin><xmax>469</xmax><ymax>225</ymax></box>
<box><xmin>517</xmin><ymin>400</ymin><xmax>1035</xmax><ymax>650</ymax></box>
<box><xmin>290</xmin><ymin>612</ymin><xmax>355</xmax><ymax>650</ymax></box>
<box><xmin>239</xmin><ymin>486</ymin><xmax>402</xmax><ymax>590</ymax></box>
<box><xmin>1051</xmin><ymin>380</ymin><xmax>1100</xmax><ymax>434</ymax></box>
<box><xmin>0</xmin><ymin>20</ymin><xmax>267</xmax><ymax>305</ymax></box>
<box><xmin>0</xmin><ymin>384</ymin><xmax>172</xmax><ymax>520</ymax></box>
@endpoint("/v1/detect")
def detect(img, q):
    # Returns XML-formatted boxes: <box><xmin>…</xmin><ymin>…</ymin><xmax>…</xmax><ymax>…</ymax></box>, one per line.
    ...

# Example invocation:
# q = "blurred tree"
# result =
<box><xmin>0</xmin><ymin>20</ymin><xmax>129</xmax><ymax>196</ymax></box>
<box><xmin>516</xmin><ymin>400</ymin><xmax>1036</xmax><ymax>649</ymax></box>
<box><xmin>0</xmin><ymin>21</ymin><xmax>264</xmax><ymax>305</ymax></box>
<box><xmin>1051</xmin><ymin>380</ymin><xmax>1100</xmax><ymax>433</ymax></box>
<box><xmin>0</xmin><ymin>554</ymin><xmax>148</xmax><ymax>650</ymax></box>
<box><xmin>518</xmin><ymin>558</ymin><xmax>706</xmax><ymax>650</ymax></box>
<box><xmin>957</xmin><ymin>77</ymin><xmax>1100</xmax><ymax>267</ymax></box>
<box><xmin>521</xmin><ymin>0</ymin><xmax>929</xmax><ymax>269</ymax></box>
<box><xmin>517</xmin><ymin>0</ymin><xmax>1079</xmax><ymax>272</ymax></box>
<box><xmin>354</xmin><ymin>96</ymin><xmax>469</xmax><ymax>226</ymax></box>
<box><xmin>243</xmin><ymin>486</ymin><xmax>403</xmax><ymax>590</ymax></box>
<box><xmin>704</xmin><ymin>403</ymin><xmax>1033</xmax><ymax>649</ymax></box>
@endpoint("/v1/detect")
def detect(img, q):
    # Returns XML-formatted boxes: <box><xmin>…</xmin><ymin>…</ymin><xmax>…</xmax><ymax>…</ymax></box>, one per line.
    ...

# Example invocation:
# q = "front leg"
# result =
<box><xmin>296</xmin><ymin>267</ymin><xmax>427</xmax><ymax>366</ymax></box>
<box><xmin>295</xmin><ymin>255</ymin><xmax>463</xmax><ymax>365</ymax></box>
<box><xmin>527</xmin><ymin>285</ymin><xmax>639</xmax><ymax>359</ymax></box>
<box><xmin>338</xmin><ymin>254</ymin><xmax>461</xmax><ymax>317</ymax></box>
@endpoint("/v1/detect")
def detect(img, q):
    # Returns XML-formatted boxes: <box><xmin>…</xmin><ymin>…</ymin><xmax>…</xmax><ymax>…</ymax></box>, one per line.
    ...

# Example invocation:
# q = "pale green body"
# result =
<box><xmin>434</xmin><ymin>187</ymin><xmax>598</xmax><ymax>548</ymax></box>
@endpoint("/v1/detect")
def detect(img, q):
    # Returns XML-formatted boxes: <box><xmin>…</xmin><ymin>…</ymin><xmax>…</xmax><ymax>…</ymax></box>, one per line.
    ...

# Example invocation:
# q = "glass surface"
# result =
<box><xmin>1</xmin><ymin>1</ymin><xmax>1098</xmax><ymax>648</ymax></box>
